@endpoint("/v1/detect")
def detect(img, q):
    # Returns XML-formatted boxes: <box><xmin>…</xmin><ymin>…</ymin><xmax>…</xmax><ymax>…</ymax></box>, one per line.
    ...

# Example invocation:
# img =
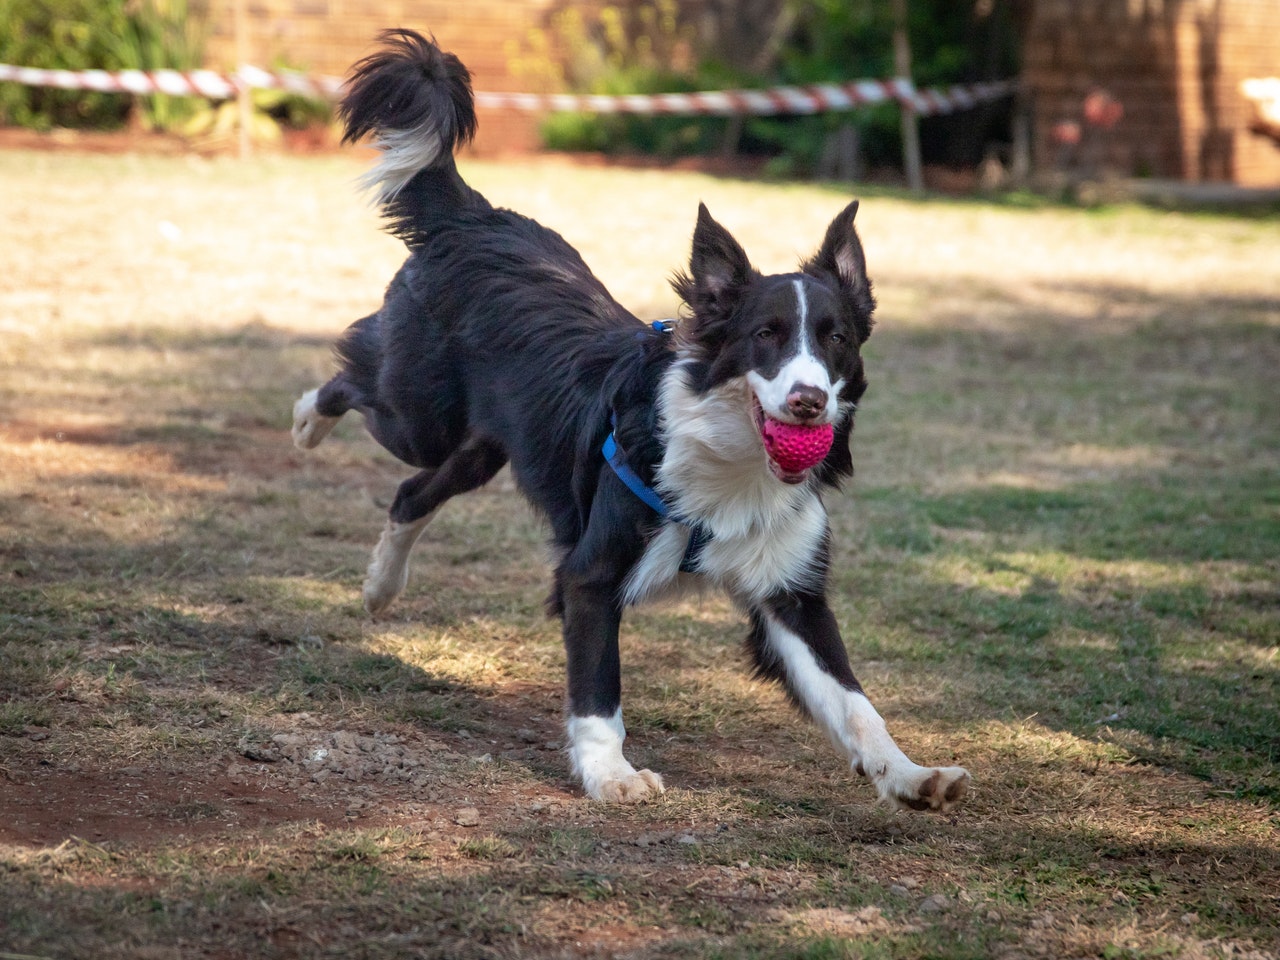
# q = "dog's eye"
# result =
<box><xmin>829</xmin><ymin>332</ymin><xmax>847</xmax><ymax>345</ymax></box>
<box><xmin>757</xmin><ymin>327</ymin><xmax>777</xmax><ymax>340</ymax></box>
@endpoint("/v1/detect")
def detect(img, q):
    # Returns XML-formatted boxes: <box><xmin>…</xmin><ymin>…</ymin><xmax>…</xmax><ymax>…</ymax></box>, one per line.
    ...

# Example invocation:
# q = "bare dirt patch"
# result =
<box><xmin>1</xmin><ymin>760</ymin><xmax>339</xmax><ymax>847</ymax></box>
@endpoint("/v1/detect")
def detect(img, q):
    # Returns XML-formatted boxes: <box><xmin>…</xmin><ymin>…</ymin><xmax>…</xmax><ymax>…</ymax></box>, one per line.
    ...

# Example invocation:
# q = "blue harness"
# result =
<box><xmin>601</xmin><ymin>320</ymin><xmax>712</xmax><ymax>573</ymax></box>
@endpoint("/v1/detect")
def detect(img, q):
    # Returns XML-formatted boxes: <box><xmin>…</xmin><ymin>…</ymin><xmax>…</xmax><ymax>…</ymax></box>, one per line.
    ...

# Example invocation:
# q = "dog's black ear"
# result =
<box><xmin>672</xmin><ymin>203</ymin><xmax>755</xmax><ymax>322</ymax></box>
<box><xmin>804</xmin><ymin>199</ymin><xmax>875</xmax><ymax>342</ymax></box>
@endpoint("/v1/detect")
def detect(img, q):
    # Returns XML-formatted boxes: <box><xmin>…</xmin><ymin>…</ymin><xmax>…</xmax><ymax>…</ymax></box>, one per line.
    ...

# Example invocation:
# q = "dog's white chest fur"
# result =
<box><xmin>621</xmin><ymin>362</ymin><xmax>828</xmax><ymax>606</ymax></box>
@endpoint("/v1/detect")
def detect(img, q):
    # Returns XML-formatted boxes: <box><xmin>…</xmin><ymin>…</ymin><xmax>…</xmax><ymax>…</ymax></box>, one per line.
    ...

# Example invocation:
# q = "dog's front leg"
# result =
<box><xmin>749</xmin><ymin>594</ymin><xmax>969</xmax><ymax>812</ymax></box>
<box><xmin>558</xmin><ymin>572</ymin><xmax>664</xmax><ymax>803</ymax></box>
<box><xmin>364</xmin><ymin>437</ymin><xmax>507</xmax><ymax>617</ymax></box>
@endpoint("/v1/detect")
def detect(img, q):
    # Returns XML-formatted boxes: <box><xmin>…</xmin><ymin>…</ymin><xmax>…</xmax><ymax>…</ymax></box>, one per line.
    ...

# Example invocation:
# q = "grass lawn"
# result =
<box><xmin>0</xmin><ymin>148</ymin><xmax>1277</xmax><ymax>960</ymax></box>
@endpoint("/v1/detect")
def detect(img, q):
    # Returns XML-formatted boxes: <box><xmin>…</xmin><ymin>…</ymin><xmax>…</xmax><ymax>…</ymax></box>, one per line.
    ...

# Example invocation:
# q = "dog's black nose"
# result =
<box><xmin>786</xmin><ymin>384</ymin><xmax>828</xmax><ymax>420</ymax></box>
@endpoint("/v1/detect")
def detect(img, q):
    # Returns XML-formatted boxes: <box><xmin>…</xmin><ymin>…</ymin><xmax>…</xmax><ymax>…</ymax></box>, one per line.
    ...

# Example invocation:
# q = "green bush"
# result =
<box><xmin>0</xmin><ymin>0</ymin><xmax>206</xmax><ymax>131</ymax></box>
<box><xmin>742</xmin><ymin>0</ymin><xmax>1021</xmax><ymax>174</ymax></box>
<box><xmin>521</xmin><ymin>0</ymin><xmax>1022</xmax><ymax>175</ymax></box>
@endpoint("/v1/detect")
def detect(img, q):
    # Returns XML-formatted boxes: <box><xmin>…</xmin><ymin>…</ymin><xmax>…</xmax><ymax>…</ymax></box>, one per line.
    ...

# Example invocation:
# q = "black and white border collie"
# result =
<box><xmin>292</xmin><ymin>30</ymin><xmax>968</xmax><ymax>812</ymax></box>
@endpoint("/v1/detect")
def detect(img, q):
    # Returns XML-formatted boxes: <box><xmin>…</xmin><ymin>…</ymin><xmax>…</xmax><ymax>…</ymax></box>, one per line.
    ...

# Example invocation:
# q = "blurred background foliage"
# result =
<box><xmin>513</xmin><ymin>0</ymin><xmax>1023</xmax><ymax>175</ymax></box>
<box><xmin>0</xmin><ymin>0</ymin><xmax>330</xmax><ymax>140</ymax></box>
<box><xmin>0</xmin><ymin>0</ymin><xmax>206</xmax><ymax>130</ymax></box>
<box><xmin>0</xmin><ymin>0</ymin><xmax>1021</xmax><ymax>173</ymax></box>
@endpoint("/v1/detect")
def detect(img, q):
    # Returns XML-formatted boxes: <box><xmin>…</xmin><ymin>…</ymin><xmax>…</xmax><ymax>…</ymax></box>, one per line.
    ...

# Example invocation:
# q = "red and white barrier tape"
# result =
<box><xmin>0</xmin><ymin>62</ymin><xmax>1014</xmax><ymax>118</ymax></box>
<box><xmin>0</xmin><ymin>63</ymin><xmax>343</xmax><ymax>100</ymax></box>
<box><xmin>905</xmin><ymin>81</ymin><xmax>1018</xmax><ymax>116</ymax></box>
<box><xmin>0</xmin><ymin>64</ymin><xmax>242</xmax><ymax>99</ymax></box>
<box><xmin>474</xmin><ymin>79</ymin><xmax>918</xmax><ymax>115</ymax></box>
<box><xmin>476</xmin><ymin>79</ymin><xmax>1016</xmax><ymax>116</ymax></box>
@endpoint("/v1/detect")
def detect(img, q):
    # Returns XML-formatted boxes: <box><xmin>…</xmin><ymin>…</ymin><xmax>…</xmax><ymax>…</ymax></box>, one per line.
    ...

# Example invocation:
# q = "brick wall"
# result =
<box><xmin>1024</xmin><ymin>0</ymin><xmax>1280</xmax><ymax>186</ymax></box>
<box><xmin>1209</xmin><ymin>0</ymin><xmax>1280</xmax><ymax>187</ymax></box>
<box><xmin>199</xmin><ymin>0</ymin><xmax>557</xmax><ymax>153</ymax></box>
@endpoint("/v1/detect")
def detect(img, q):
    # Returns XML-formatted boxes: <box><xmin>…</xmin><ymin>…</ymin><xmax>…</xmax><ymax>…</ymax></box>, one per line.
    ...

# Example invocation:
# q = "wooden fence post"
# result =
<box><xmin>891</xmin><ymin>0</ymin><xmax>924</xmax><ymax>192</ymax></box>
<box><xmin>234</xmin><ymin>0</ymin><xmax>251</xmax><ymax>158</ymax></box>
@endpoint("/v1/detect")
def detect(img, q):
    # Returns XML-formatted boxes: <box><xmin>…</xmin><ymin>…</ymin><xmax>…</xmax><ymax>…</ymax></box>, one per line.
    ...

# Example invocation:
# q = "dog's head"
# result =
<box><xmin>670</xmin><ymin>201</ymin><xmax>876</xmax><ymax>486</ymax></box>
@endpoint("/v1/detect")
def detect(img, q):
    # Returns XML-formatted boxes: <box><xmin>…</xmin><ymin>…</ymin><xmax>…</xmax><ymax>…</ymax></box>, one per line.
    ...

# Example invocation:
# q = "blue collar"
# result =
<box><xmin>602</xmin><ymin>319</ymin><xmax>710</xmax><ymax>572</ymax></box>
<box><xmin>602</xmin><ymin>427</ymin><xmax>668</xmax><ymax>516</ymax></box>
<box><xmin>602</xmin><ymin>423</ymin><xmax>710</xmax><ymax>573</ymax></box>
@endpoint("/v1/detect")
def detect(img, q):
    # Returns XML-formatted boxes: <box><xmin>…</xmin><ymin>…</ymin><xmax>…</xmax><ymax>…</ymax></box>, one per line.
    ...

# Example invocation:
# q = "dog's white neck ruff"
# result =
<box><xmin>656</xmin><ymin>358</ymin><xmax>815</xmax><ymax>535</ymax></box>
<box><xmin>621</xmin><ymin>357</ymin><xmax>829</xmax><ymax>606</ymax></box>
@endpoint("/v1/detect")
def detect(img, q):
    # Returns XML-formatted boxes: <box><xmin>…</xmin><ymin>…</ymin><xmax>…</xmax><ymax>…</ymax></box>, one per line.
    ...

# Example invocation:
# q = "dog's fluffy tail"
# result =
<box><xmin>340</xmin><ymin>30</ymin><xmax>478</xmax><ymax>227</ymax></box>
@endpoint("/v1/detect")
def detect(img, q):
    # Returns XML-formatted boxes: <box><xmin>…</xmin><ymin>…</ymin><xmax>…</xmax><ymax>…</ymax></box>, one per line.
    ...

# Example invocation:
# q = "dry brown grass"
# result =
<box><xmin>1</xmin><ymin>148</ymin><xmax>1277</xmax><ymax>960</ymax></box>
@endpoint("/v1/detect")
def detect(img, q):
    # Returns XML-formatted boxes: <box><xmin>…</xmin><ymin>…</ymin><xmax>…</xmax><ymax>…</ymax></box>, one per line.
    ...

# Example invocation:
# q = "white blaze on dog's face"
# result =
<box><xmin>744</xmin><ymin>276</ymin><xmax>847</xmax><ymax>426</ymax></box>
<box><xmin>669</xmin><ymin>201</ymin><xmax>876</xmax><ymax>486</ymax></box>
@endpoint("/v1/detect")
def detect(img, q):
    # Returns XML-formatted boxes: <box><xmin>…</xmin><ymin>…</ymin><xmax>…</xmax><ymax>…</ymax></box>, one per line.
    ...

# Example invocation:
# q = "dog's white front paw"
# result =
<box><xmin>587</xmin><ymin>768</ymin><xmax>665</xmax><ymax>803</ymax></box>
<box><xmin>567</xmin><ymin>712</ymin><xmax>664</xmax><ymax>803</ymax></box>
<box><xmin>870</xmin><ymin>763</ymin><xmax>969</xmax><ymax>813</ymax></box>
<box><xmin>292</xmin><ymin>388</ymin><xmax>339</xmax><ymax>450</ymax></box>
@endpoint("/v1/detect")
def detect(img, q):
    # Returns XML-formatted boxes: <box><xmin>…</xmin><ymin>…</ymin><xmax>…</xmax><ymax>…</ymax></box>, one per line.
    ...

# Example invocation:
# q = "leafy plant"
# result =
<box><xmin>111</xmin><ymin>0</ymin><xmax>206</xmax><ymax>131</ymax></box>
<box><xmin>181</xmin><ymin>84</ymin><xmax>333</xmax><ymax>149</ymax></box>
<box><xmin>0</xmin><ymin>0</ymin><xmax>207</xmax><ymax>131</ymax></box>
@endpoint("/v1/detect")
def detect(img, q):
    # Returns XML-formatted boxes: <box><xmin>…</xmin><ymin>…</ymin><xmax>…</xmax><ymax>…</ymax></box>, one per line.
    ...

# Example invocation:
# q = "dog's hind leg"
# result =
<box><xmin>363</xmin><ymin>434</ymin><xmax>507</xmax><ymax>617</ymax></box>
<box><xmin>291</xmin><ymin>377</ymin><xmax>357</xmax><ymax>450</ymax></box>
<box><xmin>747</xmin><ymin>594</ymin><xmax>969</xmax><ymax>813</ymax></box>
<box><xmin>295</xmin><ymin>311</ymin><xmax>384</xmax><ymax>450</ymax></box>
<box><xmin>292</xmin><ymin>388</ymin><xmax>341</xmax><ymax>450</ymax></box>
